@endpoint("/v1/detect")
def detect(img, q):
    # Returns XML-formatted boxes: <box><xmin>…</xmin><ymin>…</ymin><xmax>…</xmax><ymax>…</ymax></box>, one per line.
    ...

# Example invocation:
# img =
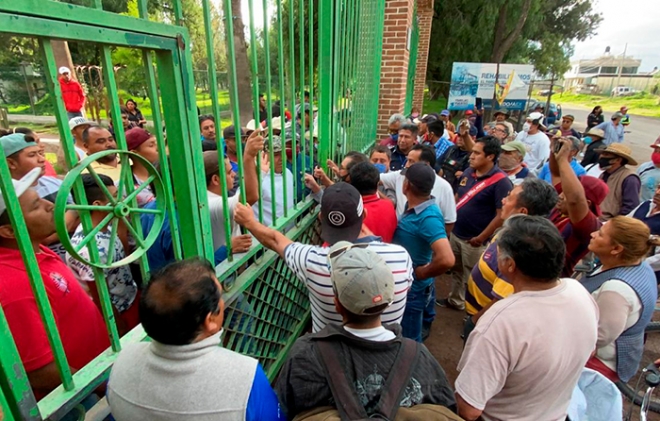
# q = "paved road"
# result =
<box><xmin>561</xmin><ymin>105</ymin><xmax>660</xmax><ymax>166</ymax></box>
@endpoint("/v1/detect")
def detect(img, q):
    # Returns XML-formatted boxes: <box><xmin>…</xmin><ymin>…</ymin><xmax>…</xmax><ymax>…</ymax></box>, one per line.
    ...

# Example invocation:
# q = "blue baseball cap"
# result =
<box><xmin>1</xmin><ymin>133</ymin><xmax>38</xmax><ymax>158</ymax></box>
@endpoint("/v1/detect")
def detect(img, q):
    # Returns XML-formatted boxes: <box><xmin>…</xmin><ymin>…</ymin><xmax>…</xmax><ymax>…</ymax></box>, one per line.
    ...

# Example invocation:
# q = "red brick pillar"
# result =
<box><xmin>376</xmin><ymin>0</ymin><xmax>435</xmax><ymax>139</ymax></box>
<box><xmin>412</xmin><ymin>0</ymin><xmax>434</xmax><ymax>113</ymax></box>
<box><xmin>376</xmin><ymin>0</ymin><xmax>415</xmax><ymax>139</ymax></box>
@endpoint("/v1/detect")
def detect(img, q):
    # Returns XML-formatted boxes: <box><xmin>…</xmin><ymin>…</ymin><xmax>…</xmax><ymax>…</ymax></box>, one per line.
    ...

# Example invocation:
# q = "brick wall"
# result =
<box><xmin>376</xmin><ymin>0</ymin><xmax>435</xmax><ymax>139</ymax></box>
<box><xmin>376</xmin><ymin>0</ymin><xmax>415</xmax><ymax>139</ymax></box>
<box><xmin>412</xmin><ymin>0</ymin><xmax>434</xmax><ymax>112</ymax></box>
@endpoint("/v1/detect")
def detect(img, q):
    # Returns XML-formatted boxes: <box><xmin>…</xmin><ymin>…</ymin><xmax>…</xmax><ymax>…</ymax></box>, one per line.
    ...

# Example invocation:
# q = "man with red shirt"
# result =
<box><xmin>349</xmin><ymin>161</ymin><xmax>397</xmax><ymax>243</ymax></box>
<box><xmin>0</xmin><ymin>168</ymin><xmax>109</xmax><ymax>398</ymax></box>
<box><xmin>548</xmin><ymin>138</ymin><xmax>609</xmax><ymax>276</ymax></box>
<box><xmin>58</xmin><ymin>66</ymin><xmax>85</xmax><ymax>119</ymax></box>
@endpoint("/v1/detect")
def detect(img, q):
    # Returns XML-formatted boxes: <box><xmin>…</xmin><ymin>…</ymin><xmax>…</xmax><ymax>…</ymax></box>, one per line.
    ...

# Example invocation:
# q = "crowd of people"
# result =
<box><xmin>1</xmin><ymin>77</ymin><xmax>660</xmax><ymax>420</ymax></box>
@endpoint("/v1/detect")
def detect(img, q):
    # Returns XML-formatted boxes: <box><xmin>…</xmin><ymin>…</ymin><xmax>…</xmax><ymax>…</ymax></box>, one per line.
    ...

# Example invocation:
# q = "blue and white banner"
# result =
<box><xmin>448</xmin><ymin>62</ymin><xmax>534</xmax><ymax>111</ymax></box>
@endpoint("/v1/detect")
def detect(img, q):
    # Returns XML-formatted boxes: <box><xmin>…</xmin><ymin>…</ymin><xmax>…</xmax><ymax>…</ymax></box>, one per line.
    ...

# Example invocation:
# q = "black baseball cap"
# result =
<box><xmin>320</xmin><ymin>182</ymin><xmax>364</xmax><ymax>245</ymax></box>
<box><xmin>223</xmin><ymin>125</ymin><xmax>246</xmax><ymax>139</ymax></box>
<box><xmin>401</xmin><ymin>163</ymin><xmax>435</xmax><ymax>195</ymax></box>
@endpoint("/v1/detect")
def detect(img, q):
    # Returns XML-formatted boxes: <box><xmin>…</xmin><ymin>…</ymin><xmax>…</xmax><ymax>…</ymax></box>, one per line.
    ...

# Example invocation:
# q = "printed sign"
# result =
<box><xmin>448</xmin><ymin>62</ymin><xmax>534</xmax><ymax>111</ymax></box>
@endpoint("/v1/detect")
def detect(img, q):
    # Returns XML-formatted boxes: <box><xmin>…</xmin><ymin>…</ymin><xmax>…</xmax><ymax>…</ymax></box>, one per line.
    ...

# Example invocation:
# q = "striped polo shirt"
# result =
<box><xmin>465</xmin><ymin>237</ymin><xmax>514</xmax><ymax>316</ymax></box>
<box><xmin>284</xmin><ymin>240</ymin><xmax>414</xmax><ymax>332</ymax></box>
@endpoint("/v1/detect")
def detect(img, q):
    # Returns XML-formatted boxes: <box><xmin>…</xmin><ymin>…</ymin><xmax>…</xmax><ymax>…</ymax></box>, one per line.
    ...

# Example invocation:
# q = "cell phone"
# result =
<box><xmin>554</xmin><ymin>138</ymin><xmax>564</xmax><ymax>153</ymax></box>
<box><xmin>475</xmin><ymin>97</ymin><xmax>483</xmax><ymax>109</ymax></box>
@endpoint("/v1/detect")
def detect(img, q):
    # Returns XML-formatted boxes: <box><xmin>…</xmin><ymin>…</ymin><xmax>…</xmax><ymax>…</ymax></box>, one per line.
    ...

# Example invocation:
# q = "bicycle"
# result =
<box><xmin>622</xmin><ymin>362</ymin><xmax>660</xmax><ymax>421</ymax></box>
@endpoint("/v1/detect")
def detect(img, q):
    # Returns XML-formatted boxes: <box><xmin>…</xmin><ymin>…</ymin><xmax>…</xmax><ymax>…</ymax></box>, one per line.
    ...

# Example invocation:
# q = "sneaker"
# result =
<box><xmin>435</xmin><ymin>298</ymin><xmax>464</xmax><ymax>311</ymax></box>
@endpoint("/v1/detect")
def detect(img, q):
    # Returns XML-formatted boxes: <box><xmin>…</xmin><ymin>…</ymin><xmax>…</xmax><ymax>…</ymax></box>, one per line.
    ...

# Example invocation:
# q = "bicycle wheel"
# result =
<box><xmin>617</xmin><ymin>381</ymin><xmax>660</xmax><ymax>413</ymax></box>
<box><xmin>646</xmin><ymin>321</ymin><xmax>660</xmax><ymax>333</ymax></box>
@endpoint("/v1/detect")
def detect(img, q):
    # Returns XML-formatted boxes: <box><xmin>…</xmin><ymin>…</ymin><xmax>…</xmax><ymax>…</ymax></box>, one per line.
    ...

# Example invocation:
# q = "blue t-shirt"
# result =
<box><xmin>141</xmin><ymin>201</ymin><xmax>230</xmax><ymax>272</ymax></box>
<box><xmin>537</xmin><ymin>159</ymin><xmax>586</xmax><ymax>184</ymax></box>
<box><xmin>393</xmin><ymin>199</ymin><xmax>446</xmax><ymax>292</ymax></box>
<box><xmin>245</xmin><ymin>364</ymin><xmax>284</xmax><ymax>421</ymax></box>
<box><xmin>454</xmin><ymin>166</ymin><xmax>512</xmax><ymax>240</ymax></box>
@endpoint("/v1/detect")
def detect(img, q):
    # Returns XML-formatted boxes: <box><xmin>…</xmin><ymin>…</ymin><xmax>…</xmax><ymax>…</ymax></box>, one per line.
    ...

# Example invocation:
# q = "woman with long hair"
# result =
<box><xmin>583</xmin><ymin>216</ymin><xmax>660</xmax><ymax>383</ymax></box>
<box><xmin>125</xmin><ymin>98</ymin><xmax>146</xmax><ymax>128</ymax></box>
<box><xmin>587</xmin><ymin>105</ymin><xmax>604</xmax><ymax>129</ymax></box>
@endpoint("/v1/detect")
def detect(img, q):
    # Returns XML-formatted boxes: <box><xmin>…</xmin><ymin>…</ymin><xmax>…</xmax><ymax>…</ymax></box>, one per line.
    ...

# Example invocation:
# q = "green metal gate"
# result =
<box><xmin>404</xmin><ymin>4</ymin><xmax>419</xmax><ymax>116</ymax></box>
<box><xmin>0</xmin><ymin>0</ymin><xmax>386</xmax><ymax>419</ymax></box>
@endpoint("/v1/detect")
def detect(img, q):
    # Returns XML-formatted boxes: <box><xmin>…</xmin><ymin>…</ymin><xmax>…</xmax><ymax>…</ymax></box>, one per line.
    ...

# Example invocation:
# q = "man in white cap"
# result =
<box><xmin>0</xmin><ymin>168</ymin><xmax>109</xmax><ymax>399</ymax></box>
<box><xmin>68</xmin><ymin>116</ymin><xmax>92</xmax><ymax>160</ymax></box>
<box><xmin>58</xmin><ymin>66</ymin><xmax>85</xmax><ymax>119</ymax></box>
<box><xmin>275</xmin><ymin>241</ymin><xmax>455</xmax><ymax>419</ymax></box>
<box><xmin>514</xmin><ymin>112</ymin><xmax>550</xmax><ymax>175</ymax></box>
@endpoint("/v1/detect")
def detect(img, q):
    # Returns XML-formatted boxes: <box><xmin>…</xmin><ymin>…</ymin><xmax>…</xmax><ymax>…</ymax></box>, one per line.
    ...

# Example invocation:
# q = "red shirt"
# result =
<box><xmin>549</xmin><ymin>209</ymin><xmax>601</xmax><ymax>277</ymax></box>
<box><xmin>0</xmin><ymin>246</ymin><xmax>109</xmax><ymax>391</ymax></box>
<box><xmin>362</xmin><ymin>193</ymin><xmax>397</xmax><ymax>243</ymax></box>
<box><xmin>58</xmin><ymin>78</ymin><xmax>85</xmax><ymax>112</ymax></box>
<box><xmin>44</xmin><ymin>160</ymin><xmax>57</xmax><ymax>177</ymax></box>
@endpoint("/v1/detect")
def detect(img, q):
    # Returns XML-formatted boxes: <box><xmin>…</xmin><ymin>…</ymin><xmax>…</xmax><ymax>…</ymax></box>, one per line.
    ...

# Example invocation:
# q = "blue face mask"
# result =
<box><xmin>583</xmin><ymin>136</ymin><xmax>593</xmax><ymax>145</ymax></box>
<box><xmin>390</xmin><ymin>133</ymin><xmax>399</xmax><ymax>142</ymax></box>
<box><xmin>374</xmin><ymin>163</ymin><xmax>387</xmax><ymax>173</ymax></box>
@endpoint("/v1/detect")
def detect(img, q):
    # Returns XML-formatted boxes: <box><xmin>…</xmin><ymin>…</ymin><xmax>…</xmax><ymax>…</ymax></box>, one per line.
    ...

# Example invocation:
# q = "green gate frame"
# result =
<box><xmin>404</xmin><ymin>3</ymin><xmax>420</xmax><ymax>116</ymax></box>
<box><xmin>0</xmin><ymin>0</ymin><xmax>387</xmax><ymax>419</ymax></box>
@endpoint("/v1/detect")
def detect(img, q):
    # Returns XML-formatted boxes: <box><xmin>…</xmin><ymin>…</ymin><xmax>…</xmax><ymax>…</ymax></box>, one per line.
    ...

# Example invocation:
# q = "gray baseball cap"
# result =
<box><xmin>268</xmin><ymin>135</ymin><xmax>282</xmax><ymax>152</ymax></box>
<box><xmin>328</xmin><ymin>241</ymin><xmax>394</xmax><ymax>315</ymax></box>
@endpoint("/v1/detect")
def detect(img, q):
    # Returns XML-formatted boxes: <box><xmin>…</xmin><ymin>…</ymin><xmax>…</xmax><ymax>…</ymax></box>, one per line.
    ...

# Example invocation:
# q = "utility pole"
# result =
<box><xmin>614</xmin><ymin>43</ymin><xmax>628</xmax><ymax>96</ymax></box>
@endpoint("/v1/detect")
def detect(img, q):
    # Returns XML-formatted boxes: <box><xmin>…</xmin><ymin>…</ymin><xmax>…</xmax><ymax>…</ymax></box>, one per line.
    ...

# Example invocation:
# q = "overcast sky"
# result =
<box><xmin>571</xmin><ymin>0</ymin><xmax>659</xmax><ymax>71</ymax></box>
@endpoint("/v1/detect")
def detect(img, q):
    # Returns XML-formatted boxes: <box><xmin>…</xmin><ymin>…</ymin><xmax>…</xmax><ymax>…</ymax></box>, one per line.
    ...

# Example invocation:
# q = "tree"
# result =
<box><xmin>225</xmin><ymin>0</ymin><xmax>254</xmax><ymax>125</ymax></box>
<box><xmin>426</xmin><ymin>0</ymin><xmax>602</xmax><ymax>99</ymax></box>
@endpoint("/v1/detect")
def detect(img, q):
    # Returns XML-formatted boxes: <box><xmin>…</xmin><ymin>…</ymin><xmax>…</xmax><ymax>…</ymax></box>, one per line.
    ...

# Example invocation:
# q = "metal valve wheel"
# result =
<box><xmin>55</xmin><ymin>150</ymin><xmax>166</xmax><ymax>269</ymax></box>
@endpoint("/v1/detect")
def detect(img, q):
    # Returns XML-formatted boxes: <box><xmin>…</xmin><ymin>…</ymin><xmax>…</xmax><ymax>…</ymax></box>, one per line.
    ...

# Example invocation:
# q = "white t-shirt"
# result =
<box><xmin>208</xmin><ymin>191</ymin><xmax>241</xmax><ymax>250</ymax></box>
<box><xmin>456</xmin><ymin>278</ymin><xmax>599</xmax><ymax>421</ymax></box>
<box><xmin>515</xmin><ymin>131</ymin><xmax>550</xmax><ymax>174</ymax></box>
<box><xmin>380</xmin><ymin>171</ymin><xmax>457</xmax><ymax>223</ymax></box>
<box><xmin>590</xmin><ymin>275</ymin><xmax>642</xmax><ymax>371</ymax></box>
<box><xmin>343</xmin><ymin>326</ymin><xmax>396</xmax><ymax>342</ymax></box>
<box><xmin>253</xmin><ymin>169</ymin><xmax>294</xmax><ymax>227</ymax></box>
<box><xmin>284</xmin><ymin>241</ymin><xmax>413</xmax><ymax>332</ymax></box>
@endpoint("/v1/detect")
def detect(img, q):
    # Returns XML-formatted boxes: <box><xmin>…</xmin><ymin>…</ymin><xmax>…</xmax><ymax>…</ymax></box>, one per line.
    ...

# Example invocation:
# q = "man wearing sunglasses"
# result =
<box><xmin>234</xmin><ymin>182</ymin><xmax>414</xmax><ymax>333</ymax></box>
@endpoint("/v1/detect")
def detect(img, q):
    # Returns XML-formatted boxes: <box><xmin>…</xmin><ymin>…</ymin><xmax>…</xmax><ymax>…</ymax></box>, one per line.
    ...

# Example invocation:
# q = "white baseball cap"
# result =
<box><xmin>58</xmin><ymin>66</ymin><xmax>71</xmax><ymax>75</ymax></box>
<box><xmin>69</xmin><ymin>116</ymin><xmax>92</xmax><ymax>131</ymax></box>
<box><xmin>0</xmin><ymin>168</ymin><xmax>42</xmax><ymax>217</ymax></box>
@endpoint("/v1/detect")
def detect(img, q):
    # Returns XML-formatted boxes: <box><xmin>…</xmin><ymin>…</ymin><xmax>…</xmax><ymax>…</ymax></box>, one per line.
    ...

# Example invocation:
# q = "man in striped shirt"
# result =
<box><xmin>234</xmin><ymin>182</ymin><xmax>414</xmax><ymax>332</ymax></box>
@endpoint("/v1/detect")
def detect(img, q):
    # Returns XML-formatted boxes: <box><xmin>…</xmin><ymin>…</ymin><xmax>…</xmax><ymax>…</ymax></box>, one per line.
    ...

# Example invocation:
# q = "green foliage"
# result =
<box><xmin>538</xmin><ymin>92</ymin><xmax>660</xmax><ymax>118</ymax></box>
<box><xmin>427</xmin><ymin>0</ymin><xmax>602</xmax><ymax>98</ymax></box>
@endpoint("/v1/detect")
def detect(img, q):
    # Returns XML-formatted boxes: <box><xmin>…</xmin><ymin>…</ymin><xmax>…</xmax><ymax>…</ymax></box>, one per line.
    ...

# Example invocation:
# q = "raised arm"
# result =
<box><xmin>234</xmin><ymin>202</ymin><xmax>292</xmax><ymax>257</ymax></box>
<box><xmin>555</xmin><ymin>138</ymin><xmax>590</xmax><ymax>224</ymax></box>
<box><xmin>242</xmin><ymin>130</ymin><xmax>265</xmax><ymax>205</ymax></box>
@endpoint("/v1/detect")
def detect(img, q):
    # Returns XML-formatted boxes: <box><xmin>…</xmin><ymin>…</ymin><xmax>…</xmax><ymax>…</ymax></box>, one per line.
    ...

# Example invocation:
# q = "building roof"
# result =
<box><xmin>575</xmin><ymin>55</ymin><xmax>641</xmax><ymax>68</ymax></box>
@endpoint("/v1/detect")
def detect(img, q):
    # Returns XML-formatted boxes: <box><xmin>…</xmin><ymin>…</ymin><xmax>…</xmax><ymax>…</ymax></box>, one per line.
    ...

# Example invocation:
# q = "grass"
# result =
<box><xmin>535</xmin><ymin>92</ymin><xmax>660</xmax><ymax>118</ymax></box>
<box><xmin>422</xmin><ymin>96</ymin><xmax>448</xmax><ymax>114</ymax></box>
<box><xmin>5</xmin><ymin>89</ymin><xmax>233</xmax><ymax>119</ymax></box>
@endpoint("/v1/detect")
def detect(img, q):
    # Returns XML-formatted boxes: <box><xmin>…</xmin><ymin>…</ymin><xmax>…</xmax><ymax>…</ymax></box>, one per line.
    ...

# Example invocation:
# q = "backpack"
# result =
<box><xmin>293</xmin><ymin>339</ymin><xmax>464</xmax><ymax>421</ymax></box>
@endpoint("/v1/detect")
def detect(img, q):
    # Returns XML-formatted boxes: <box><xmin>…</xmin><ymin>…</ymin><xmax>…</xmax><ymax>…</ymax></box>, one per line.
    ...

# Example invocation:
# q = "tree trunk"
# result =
<box><xmin>51</xmin><ymin>40</ymin><xmax>76</xmax><ymax>80</ymax></box>
<box><xmin>490</xmin><ymin>0</ymin><xmax>533</xmax><ymax>63</ymax></box>
<box><xmin>228</xmin><ymin>0</ymin><xmax>254</xmax><ymax>126</ymax></box>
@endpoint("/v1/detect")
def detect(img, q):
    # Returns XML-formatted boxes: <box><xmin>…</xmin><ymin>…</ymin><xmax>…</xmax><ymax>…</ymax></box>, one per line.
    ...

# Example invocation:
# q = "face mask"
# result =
<box><xmin>390</xmin><ymin>133</ymin><xmax>399</xmax><ymax>142</ymax></box>
<box><xmin>286</xmin><ymin>148</ymin><xmax>297</xmax><ymax>161</ymax></box>
<box><xmin>522</xmin><ymin>122</ymin><xmax>531</xmax><ymax>132</ymax></box>
<box><xmin>583</xmin><ymin>136</ymin><xmax>592</xmax><ymax>145</ymax></box>
<box><xmin>374</xmin><ymin>163</ymin><xmax>387</xmax><ymax>173</ymax></box>
<box><xmin>598</xmin><ymin>157</ymin><xmax>613</xmax><ymax>170</ymax></box>
<box><xmin>652</xmin><ymin>152</ymin><xmax>660</xmax><ymax>166</ymax></box>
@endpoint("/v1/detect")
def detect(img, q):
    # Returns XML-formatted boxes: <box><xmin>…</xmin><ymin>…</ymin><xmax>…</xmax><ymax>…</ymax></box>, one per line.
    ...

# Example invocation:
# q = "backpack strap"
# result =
<box><xmin>315</xmin><ymin>340</ymin><xmax>369</xmax><ymax>420</ymax></box>
<box><xmin>374</xmin><ymin>339</ymin><xmax>420</xmax><ymax>420</ymax></box>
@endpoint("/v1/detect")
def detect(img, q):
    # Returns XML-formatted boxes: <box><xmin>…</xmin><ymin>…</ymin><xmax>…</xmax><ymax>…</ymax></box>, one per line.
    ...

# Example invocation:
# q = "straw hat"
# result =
<box><xmin>585</xmin><ymin>127</ymin><xmax>605</xmax><ymax>140</ymax></box>
<box><xmin>596</xmin><ymin>143</ymin><xmax>638</xmax><ymax>166</ymax></box>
